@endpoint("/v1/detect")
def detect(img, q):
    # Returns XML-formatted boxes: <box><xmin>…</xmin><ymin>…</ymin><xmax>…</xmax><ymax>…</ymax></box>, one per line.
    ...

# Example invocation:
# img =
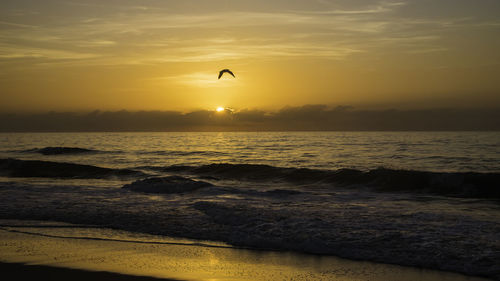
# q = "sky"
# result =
<box><xmin>1</xmin><ymin>0</ymin><xmax>499</xmax><ymax>113</ymax></box>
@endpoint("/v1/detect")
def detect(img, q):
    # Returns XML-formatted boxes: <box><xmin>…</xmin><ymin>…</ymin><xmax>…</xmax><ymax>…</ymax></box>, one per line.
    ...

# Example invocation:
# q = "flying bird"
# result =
<box><xmin>218</xmin><ymin>69</ymin><xmax>235</xmax><ymax>79</ymax></box>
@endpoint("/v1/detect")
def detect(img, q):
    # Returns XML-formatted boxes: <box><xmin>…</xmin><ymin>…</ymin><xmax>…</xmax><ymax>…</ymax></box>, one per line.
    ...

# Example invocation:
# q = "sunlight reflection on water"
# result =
<box><xmin>0</xmin><ymin>132</ymin><xmax>499</xmax><ymax>173</ymax></box>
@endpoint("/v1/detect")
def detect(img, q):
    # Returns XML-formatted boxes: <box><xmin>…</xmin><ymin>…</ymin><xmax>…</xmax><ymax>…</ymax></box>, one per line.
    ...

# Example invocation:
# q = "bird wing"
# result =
<box><xmin>218</xmin><ymin>69</ymin><xmax>235</xmax><ymax>79</ymax></box>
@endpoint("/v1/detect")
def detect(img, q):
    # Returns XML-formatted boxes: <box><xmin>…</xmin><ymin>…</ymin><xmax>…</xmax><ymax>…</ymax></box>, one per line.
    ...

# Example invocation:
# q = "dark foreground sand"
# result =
<box><xmin>0</xmin><ymin>262</ymin><xmax>179</xmax><ymax>281</ymax></box>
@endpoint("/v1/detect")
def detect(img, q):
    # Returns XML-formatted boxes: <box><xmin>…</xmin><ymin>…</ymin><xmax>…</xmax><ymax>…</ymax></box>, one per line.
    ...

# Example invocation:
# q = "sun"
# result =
<box><xmin>216</xmin><ymin>107</ymin><xmax>225</xmax><ymax>112</ymax></box>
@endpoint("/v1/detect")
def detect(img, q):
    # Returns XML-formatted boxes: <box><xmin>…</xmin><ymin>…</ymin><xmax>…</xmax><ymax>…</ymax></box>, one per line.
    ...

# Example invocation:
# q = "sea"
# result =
<box><xmin>0</xmin><ymin>132</ymin><xmax>499</xmax><ymax>279</ymax></box>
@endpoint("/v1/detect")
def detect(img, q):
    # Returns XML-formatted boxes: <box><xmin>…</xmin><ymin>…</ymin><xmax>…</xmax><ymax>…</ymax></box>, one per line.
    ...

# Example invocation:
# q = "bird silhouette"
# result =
<box><xmin>218</xmin><ymin>69</ymin><xmax>235</xmax><ymax>79</ymax></box>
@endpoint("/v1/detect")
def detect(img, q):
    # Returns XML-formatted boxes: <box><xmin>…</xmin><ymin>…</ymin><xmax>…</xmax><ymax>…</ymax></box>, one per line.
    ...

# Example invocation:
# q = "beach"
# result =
<box><xmin>0</xmin><ymin>220</ymin><xmax>492</xmax><ymax>281</ymax></box>
<box><xmin>0</xmin><ymin>132</ymin><xmax>499</xmax><ymax>280</ymax></box>
<box><xmin>2</xmin><ymin>0</ymin><xmax>500</xmax><ymax>278</ymax></box>
<box><xmin>0</xmin><ymin>262</ymin><xmax>177</xmax><ymax>281</ymax></box>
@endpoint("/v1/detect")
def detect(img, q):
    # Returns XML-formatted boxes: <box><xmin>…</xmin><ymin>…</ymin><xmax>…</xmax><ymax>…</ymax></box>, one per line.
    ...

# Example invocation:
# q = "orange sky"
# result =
<box><xmin>1</xmin><ymin>0</ymin><xmax>499</xmax><ymax>112</ymax></box>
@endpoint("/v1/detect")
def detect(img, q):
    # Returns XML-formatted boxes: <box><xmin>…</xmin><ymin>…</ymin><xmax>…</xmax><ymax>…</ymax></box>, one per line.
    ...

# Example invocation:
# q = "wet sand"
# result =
<box><xmin>0</xmin><ymin>222</ymin><xmax>492</xmax><ymax>281</ymax></box>
<box><xmin>0</xmin><ymin>262</ymin><xmax>178</xmax><ymax>281</ymax></box>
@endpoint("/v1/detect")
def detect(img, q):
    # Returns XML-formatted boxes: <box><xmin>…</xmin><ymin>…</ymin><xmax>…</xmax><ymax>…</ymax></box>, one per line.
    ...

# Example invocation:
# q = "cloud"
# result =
<box><xmin>0</xmin><ymin>0</ymin><xmax>447</xmax><ymax>67</ymax></box>
<box><xmin>153</xmin><ymin>42</ymin><xmax>363</xmax><ymax>63</ymax></box>
<box><xmin>1</xmin><ymin>0</ymin><xmax>498</xmax><ymax>70</ymax></box>
<box><xmin>0</xmin><ymin>21</ymin><xmax>39</xmax><ymax>28</ymax></box>
<box><xmin>295</xmin><ymin>1</ymin><xmax>407</xmax><ymax>15</ymax></box>
<box><xmin>1</xmin><ymin>106</ymin><xmax>498</xmax><ymax>132</ymax></box>
<box><xmin>158</xmin><ymin>72</ymin><xmax>239</xmax><ymax>88</ymax></box>
<box><xmin>0</xmin><ymin>44</ymin><xmax>98</xmax><ymax>60</ymax></box>
<box><xmin>74</xmin><ymin>40</ymin><xmax>116</xmax><ymax>47</ymax></box>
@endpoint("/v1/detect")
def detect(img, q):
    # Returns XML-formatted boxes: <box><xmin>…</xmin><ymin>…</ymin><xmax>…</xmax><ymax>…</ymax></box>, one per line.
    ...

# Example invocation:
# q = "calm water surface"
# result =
<box><xmin>0</xmin><ymin>131</ymin><xmax>499</xmax><ymax>172</ymax></box>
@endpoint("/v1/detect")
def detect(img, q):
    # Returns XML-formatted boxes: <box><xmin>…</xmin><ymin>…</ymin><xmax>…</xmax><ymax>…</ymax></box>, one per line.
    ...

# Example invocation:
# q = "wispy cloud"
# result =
<box><xmin>0</xmin><ymin>0</ymin><xmax>497</xmax><ymax>68</ymax></box>
<box><xmin>295</xmin><ymin>1</ymin><xmax>407</xmax><ymax>15</ymax></box>
<box><xmin>405</xmin><ymin>47</ymin><xmax>448</xmax><ymax>54</ymax></box>
<box><xmin>0</xmin><ymin>44</ymin><xmax>98</xmax><ymax>60</ymax></box>
<box><xmin>159</xmin><ymin>72</ymin><xmax>239</xmax><ymax>88</ymax></box>
<box><xmin>152</xmin><ymin>42</ymin><xmax>362</xmax><ymax>63</ymax></box>
<box><xmin>74</xmin><ymin>40</ymin><xmax>116</xmax><ymax>48</ymax></box>
<box><xmin>0</xmin><ymin>21</ymin><xmax>39</xmax><ymax>29</ymax></box>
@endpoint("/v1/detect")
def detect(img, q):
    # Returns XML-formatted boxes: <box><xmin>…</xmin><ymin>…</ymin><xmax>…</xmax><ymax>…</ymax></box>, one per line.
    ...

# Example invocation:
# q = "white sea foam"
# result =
<box><xmin>0</xmin><ymin>132</ymin><xmax>498</xmax><ymax>279</ymax></box>
<box><xmin>0</xmin><ymin>179</ymin><xmax>498</xmax><ymax>279</ymax></box>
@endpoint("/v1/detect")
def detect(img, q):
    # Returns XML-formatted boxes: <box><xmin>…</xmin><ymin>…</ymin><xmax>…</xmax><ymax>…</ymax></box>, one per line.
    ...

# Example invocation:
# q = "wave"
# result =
<box><xmin>0</xmin><ymin>227</ymin><xmax>239</xmax><ymax>250</ymax></box>
<box><xmin>159</xmin><ymin>163</ymin><xmax>500</xmax><ymax>199</ymax></box>
<box><xmin>123</xmin><ymin>176</ymin><xmax>213</xmax><ymax>194</ymax></box>
<box><xmin>142</xmin><ymin>150</ymin><xmax>227</xmax><ymax>157</ymax></box>
<box><xmin>0</xmin><ymin>158</ymin><xmax>144</xmax><ymax>179</ymax></box>
<box><xmin>22</xmin><ymin>147</ymin><xmax>100</xmax><ymax>155</ymax></box>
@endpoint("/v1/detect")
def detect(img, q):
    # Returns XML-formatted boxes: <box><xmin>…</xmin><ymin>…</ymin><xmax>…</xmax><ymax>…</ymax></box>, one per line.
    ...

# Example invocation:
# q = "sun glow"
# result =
<box><xmin>216</xmin><ymin>107</ymin><xmax>225</xmax><ymax>112</ymax></box>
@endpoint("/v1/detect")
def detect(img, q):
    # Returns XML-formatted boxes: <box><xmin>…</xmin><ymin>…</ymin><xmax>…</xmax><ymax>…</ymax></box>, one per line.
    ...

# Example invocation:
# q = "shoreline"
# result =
<box><xmin>0</xmin><ymin>221</ymin><xmax>493</xmax><ymax>281</ymax></box>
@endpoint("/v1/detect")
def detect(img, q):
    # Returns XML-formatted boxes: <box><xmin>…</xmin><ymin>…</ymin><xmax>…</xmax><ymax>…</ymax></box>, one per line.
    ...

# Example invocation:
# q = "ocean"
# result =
<box><xmin>0</xmin><ymin>132</ymin><xmax>499</xmax><ymax>279</ymax></box>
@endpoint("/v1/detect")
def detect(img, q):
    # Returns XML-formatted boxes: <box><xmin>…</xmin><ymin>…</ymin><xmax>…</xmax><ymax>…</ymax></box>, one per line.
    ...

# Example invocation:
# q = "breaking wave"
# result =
<box><xmin>0</xmin><ymin>158</ymin><xmax>144</xmax><ymax>179</ymax></box>
<box><xmin>2</xmin><ymin>157</ymin><xmax>498</xmax><ymax>199</ymax></box>
<box><xmin>159</xmin><ymin>163</ymin><xmax>500</xmax><ymax>199</ymax></box>
<box><xmin>22</xmin><ymin>147</ymin><xmax>100</xmax><ymax>155</ymax></box>
<box><xmin>20</xmin><ymin>147</ymin><xmax>228</xmax><ymax>157</ymax></box>
<box><xmin>123</xmin><ymin>176</ymin><xmax>213</xmax><ymax>194</ymax></box>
